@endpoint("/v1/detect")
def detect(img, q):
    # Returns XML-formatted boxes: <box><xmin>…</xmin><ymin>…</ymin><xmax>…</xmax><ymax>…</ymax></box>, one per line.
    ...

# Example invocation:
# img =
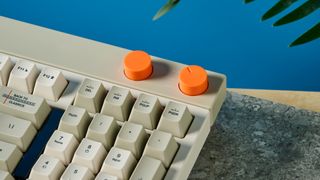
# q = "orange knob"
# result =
<box><xmin>179</xmin><ymin>65</ymin><xmax>208</xmax><ymax>96</ymax></box>
<box><xmin>124</xmin><ymin>50</ymin><xmax>153</xmax><ymax>81</ymax></box>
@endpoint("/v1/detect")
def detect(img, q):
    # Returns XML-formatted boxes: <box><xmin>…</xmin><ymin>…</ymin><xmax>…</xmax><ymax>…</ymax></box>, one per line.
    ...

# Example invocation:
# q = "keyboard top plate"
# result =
<box><xmin>0</xmin><ymin>16</ymin><xmax>226</xmax><ymax>118</ymax></box>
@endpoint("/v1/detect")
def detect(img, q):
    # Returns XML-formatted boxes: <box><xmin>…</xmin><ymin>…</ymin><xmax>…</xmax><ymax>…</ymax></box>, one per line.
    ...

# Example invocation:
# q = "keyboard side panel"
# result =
<box><xmin>166</xmin><ymin>111</ymin><xmax>211</xmax><ymax>180</ymax></box>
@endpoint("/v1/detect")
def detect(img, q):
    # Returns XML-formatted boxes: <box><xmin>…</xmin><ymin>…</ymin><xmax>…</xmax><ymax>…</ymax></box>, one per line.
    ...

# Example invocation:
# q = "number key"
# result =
<box><xmin>71</xmin><ymin>138</ymin><xmax>107</xmax><ymax>174</ymax></box>
<box><xmin>100</xmin><ymin>147</ymin><xmax>137</xmax><ymax>180</ymax></box>
<box><xmin>60</xmin><ymin>163</ymin><xmax>94</xmax><ymax>180</ymax></box>
<box><xmin>29</xmin><ymin>154</ymin><xmax>65</xmax><ymax>180</ymax></box>
<box><xmin>44</xmin><ymin>130</ymin><xmax>79</xmax><ymax>165</ymax></box>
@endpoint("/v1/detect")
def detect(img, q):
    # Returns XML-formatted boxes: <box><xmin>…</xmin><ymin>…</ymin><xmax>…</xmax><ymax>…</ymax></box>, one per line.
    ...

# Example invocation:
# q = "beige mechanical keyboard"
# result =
<box><xmin>0</xmin><ymin>16</ymin><xmax>226</xmax><ymax>180</ymax></box>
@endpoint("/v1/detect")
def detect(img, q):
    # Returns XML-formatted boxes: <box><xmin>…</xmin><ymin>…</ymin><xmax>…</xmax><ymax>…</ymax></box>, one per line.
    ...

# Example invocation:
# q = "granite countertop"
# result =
<box><xmin>190</xmin><ymin>91</ymin><xmax>320</xmax><ymax>180</ymax></box>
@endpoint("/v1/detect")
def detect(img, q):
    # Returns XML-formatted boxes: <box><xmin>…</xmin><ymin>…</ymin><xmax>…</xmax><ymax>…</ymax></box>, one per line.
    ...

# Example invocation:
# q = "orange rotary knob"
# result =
<box><xmin>179</xmin><ymin>65</ymin><xmax>208</xmax><ymax>96</ymax></box>
<box><xmin>124</xmin><ymin>50</ymin><xmax>153</xmax><ymax>81</ymax></box>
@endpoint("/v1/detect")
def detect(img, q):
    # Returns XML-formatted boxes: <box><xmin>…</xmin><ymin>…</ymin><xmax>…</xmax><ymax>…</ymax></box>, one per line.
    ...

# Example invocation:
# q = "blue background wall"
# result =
<box><xmin>0</xmin><ymin>0</ymin><xmax>319</xmax><ymax>91</ymax></box>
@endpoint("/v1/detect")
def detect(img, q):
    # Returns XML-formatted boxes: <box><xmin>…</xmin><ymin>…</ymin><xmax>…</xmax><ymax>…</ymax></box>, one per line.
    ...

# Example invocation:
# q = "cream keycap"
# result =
<box><xmin>74</xmin><ymin>78</ymin><xmax>106</xmax><ymax>113</ymax></box>
<box><xmin>44</xmin><ymin>130</ymin><xmax>79</xmax><ymax>165</ymax></box>
<box><xmin>0</xmin><ymin>113</ymin><xmax>36</xmax><ymax>152</ymax></box>
<box><xmin>0</xmin><ymin>86</ymin><xmax>51</xmax><ymax>129</ymax></box>
<box><xmin>130</xmin><ymin>156</ymin><xmax>166</xmax><ymax>180</ymax></box>
<box><xmin>95</xmin><ymin>172</ymin><xmax>120</xmax><ymax>180</ymax></box>
<box><xmin>101</xmin><ymin>86</ymin><xmax>134</xmax><ymax>121</ymax></box>
<box><xmin>58</xmin><ymin>105</ymin><xmax>91</xmax><ymax>140</ymax></box>
<box><xmin>72</xmin><ymin>138</ymin><xmax>107</xmax><ymax>174</ymax></box>
<box><xmin>157</xmin><ymin>101</ymin><xmax>193</xmax><ymax>138</ymax></box>
<box><xmin>0</xmin><ymin>170</ymin><xmax>14</xmax><ymax>180</ymax></box>
<box><xmin>0</xmin><ymin>54</ymin><xmax>13</xmax><ymax>86</ymax></box>
<box><xmin>0</xmin><ymin>141</ymin><xmax>22</xmax><ymax>173</ymax></box>
<box><xmin>101</xmin><ymin>147</ymin><xmax>137</xmax><ymax>180</ymax></box>
<box><xmin>60</xmin><ymin>163</ymin><xmax>94</xmax><ymax>180</ymax></box>
<box><xmin>128</xmin><ymin>94</ymin><xmax>162</xmax><ymax>130</ymax></box>
<box><xmin>29</xmin><ymin>154</ymin><xmax>65</xmax><ymax>180</ymax></box>
<box><xmin>33</xmin><ymin>67</ymin><xmax>68</xmax><ymax>101</ymax></box>
<box><xmin>114</xmin><ymin>122</ymin><xmax>148</xmax><ymax>158</ymax></box>
<box><xmin>85</xmin><ymin>114</ymin><xmax>119</xmax><ymax>150</ymax></box>
<box><xmin>7</xmin><ymin>60</ymin><xmax>38</xmax><ymax>93</ymax></box>
<box><xmin>143</xmin><ymin>130</ymin><xmax>178</xmax><ymax>168</ymax></box>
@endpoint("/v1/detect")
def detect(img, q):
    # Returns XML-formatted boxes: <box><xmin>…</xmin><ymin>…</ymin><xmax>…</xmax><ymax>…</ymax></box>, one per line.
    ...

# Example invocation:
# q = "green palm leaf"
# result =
<box><xmin>273</xmin><ymin>0</ymin><xmax>320</xmax><ymax>26</ymax></box>
<box><xmin>290</xmin><ymin>22</ymin><xmax>320</xmax><ymax>46</ymax></box>
<box><xmin>262</xmin><ymin>0</ymin><xmax>298</xmax><ymax>21</ymax></box>
<box><xmin>244</xmin><ymin>0</ymin><xmax>255</xmax><ymax>3</ymax></box>
<box><xmin>153</xmin><ymin>0</ymin><xmax>180</xmax><ymax>20</ymax></box>
<box><xmin>246</xmin><ymin>0</ymin><xmax>320</xmax><ymax>46</ymax></box>
<box><xmin>154</xmin><ymin>0</ymin><xmax>319</xmax><ymax>46</ymax></box>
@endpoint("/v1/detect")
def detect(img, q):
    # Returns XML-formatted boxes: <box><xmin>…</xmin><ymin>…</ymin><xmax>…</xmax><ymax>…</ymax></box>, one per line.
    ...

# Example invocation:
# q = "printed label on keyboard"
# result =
<box><xmin>0</xmin><ymin>86</ymin><xmax>51</xmax><ymax>129</ymax></box>
<box><xmin>2</xmin><ymin>92</ymin><xmax>36</xmax><ymax>107</ymax></box>
<box><xmin>1</xmin><ymin>87</ymin><xmax>40</xmax><ymax>110</ymax></box>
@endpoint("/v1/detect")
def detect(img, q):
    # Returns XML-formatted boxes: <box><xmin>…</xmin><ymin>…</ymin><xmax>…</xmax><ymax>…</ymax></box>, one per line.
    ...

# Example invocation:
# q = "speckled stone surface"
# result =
<box><xmin>189</xmin><ymin>91</ymin><xmax>320</xmax><ymax>180</ymax></box>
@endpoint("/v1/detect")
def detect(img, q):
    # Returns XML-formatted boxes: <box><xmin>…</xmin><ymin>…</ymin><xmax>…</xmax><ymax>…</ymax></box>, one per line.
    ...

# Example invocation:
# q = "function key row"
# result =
<box><xmin>1</xmin><ymin>53</ymin><xmax>194</xmax><ymax>138</ymax></box>
<box><xmin>74</xmin><ymin>79</ymin><xmax>194</xmax><ymax>138</ymax></box>
<box><xmin>0</xmin><ymin>53</ymin><xmax>68</xmax><ymax>101</ymax></box>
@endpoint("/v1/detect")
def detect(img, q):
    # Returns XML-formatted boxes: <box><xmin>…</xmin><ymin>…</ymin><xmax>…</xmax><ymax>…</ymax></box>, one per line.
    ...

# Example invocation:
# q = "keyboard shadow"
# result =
<box><xmin>205</xmin><ymin>74</ymin><xmax>225</xmax><ymax>95</ymax></box>
<box><xmin>61</xmin><ymin>80</ymin><xmax>81</xmax><ymax>96</ymax></box>
<box><xmin>150</xmin><ymin>60</ymin><xmax>173</xmax><ymax>80</ymax></box>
